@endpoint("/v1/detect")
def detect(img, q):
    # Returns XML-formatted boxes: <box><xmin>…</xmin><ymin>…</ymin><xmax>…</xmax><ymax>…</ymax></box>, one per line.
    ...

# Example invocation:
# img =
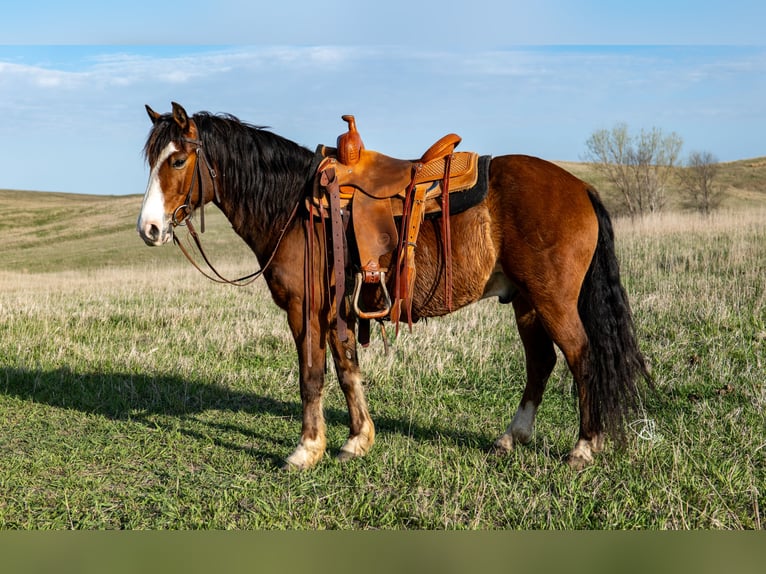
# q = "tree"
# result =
<box><xmin>678</xmin><ymin>151</ymin><xmax>724</xmax><ymax>215</ymax></box>
<box><xmin>584</xmin><ymin>123</ymin><xmax>683</xmax><ymax>218</ymax></box>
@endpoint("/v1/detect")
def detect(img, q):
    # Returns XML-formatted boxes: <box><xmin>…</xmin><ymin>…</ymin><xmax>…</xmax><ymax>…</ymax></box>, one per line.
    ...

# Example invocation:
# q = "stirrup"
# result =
<box><xmin>352</xmin><ymin>271</ymin><xmax>391</xmax><ymax>320</ymax></box>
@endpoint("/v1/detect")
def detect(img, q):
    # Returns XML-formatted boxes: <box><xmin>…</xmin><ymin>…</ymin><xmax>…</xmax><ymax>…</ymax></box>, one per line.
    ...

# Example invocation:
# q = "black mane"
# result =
<box><xmin>144</xmin><ymin>111</ymin><xmax>316</xmax><ymax>237</ymax></box>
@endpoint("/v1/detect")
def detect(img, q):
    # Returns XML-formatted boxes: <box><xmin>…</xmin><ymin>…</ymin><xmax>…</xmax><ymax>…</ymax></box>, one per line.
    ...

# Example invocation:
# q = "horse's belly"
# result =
<box><xmin>410</xmin><ymin>204</ymin><xmax>498</xmax><ymax>318</ymax></box>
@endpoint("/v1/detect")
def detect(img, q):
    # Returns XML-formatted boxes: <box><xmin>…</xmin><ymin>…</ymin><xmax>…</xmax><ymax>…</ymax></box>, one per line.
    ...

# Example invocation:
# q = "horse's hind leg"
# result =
<box><xmin>328</xmin><ymin>324</ymin><xmax>375</xmax><ymax>461</ymax></box>
<box><xmin>535</xmin><ymin>299</ymin><xmax>605</xmax><ymax>469</ymax></box>
<box><xmin>494</xmin><ymin>296</ymin><xmax>557</xmax><ymax>453</ymax></box>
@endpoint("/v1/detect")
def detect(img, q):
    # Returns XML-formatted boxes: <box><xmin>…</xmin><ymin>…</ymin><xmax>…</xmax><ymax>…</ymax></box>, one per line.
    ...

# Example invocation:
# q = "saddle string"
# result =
<box><xmin>441</xmin><ymin>153</ymin><xmax>453</xmax><ymax>312</ymax></box>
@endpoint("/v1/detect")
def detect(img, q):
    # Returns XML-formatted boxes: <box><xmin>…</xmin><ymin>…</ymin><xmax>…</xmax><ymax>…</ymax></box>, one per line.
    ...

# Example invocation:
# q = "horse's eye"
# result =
<box><xmin>171</xmin><ymin>157</ymin><xmax>187</xmax><ymax>169</ymax></box>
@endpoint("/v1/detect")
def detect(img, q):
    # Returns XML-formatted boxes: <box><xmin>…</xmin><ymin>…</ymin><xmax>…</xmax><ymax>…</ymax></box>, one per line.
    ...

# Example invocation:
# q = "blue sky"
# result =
<box><xmin>1</xmin><ymin>1</ymin><xmax>764</xmax><ymax>195</ymax></box>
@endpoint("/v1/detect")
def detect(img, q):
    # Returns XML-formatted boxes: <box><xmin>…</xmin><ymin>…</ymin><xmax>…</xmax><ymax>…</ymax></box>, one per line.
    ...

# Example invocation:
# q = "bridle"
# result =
<box><xmin>171</xmin><ymin>136</ymin><xmax>220</xmax><ymax>233</ymax></box>
<box><xmin>170</xmin><ymin>134</ymin><xmax>301</xmax><ymax>286</ymax></box>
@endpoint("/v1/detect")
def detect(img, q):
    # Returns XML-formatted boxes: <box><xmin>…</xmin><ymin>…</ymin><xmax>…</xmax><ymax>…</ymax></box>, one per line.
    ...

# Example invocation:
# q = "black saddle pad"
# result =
<box><xmin>428</xmin><ymin>154</ymin><xmax>491</xmax><ymax>218</ymax></box>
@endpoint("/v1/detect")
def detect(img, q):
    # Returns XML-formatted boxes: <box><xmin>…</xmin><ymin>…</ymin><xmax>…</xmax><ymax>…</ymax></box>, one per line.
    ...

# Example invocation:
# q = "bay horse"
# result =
<box><xmin>137</xmin><ymin>102</ymin><xmax>651</xmax><ymax>470</ymax></box>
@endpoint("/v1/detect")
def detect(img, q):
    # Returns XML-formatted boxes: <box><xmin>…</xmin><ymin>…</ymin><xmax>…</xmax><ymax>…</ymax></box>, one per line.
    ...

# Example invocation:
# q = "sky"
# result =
<box><xmin>0</xmin><ymin>1</ymin><xmax>764</xmax><ymax>196</ymax></box>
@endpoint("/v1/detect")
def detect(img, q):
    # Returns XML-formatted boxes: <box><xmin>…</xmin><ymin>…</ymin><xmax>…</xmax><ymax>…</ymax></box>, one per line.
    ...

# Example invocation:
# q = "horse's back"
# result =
<box><xmin>489</xmin><ymin>154</ymin><xmax>598</xmax><ymax>228</ymax></box>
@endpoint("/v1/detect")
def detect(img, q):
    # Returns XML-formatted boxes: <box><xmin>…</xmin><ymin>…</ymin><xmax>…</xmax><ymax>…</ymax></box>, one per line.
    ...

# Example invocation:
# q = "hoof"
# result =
<box><xmin>282</xmin><ymin>454</ymin><xmax>319</xmax><ymax>471</ymax></box>
<box><xmin>492</xmin><ymin>433</ymin><xmax>515</xmax><ymax>455</ymax></box>
<box><xmin>336</xmin><ymin>423</ymin><xmax>375</xmax><ymax>463</ymax></box>
<box><xmin>283</xmin><ymin>439</ymin><xmax>325</xmax><ymax>470</ymax></box>
<box><xmin>566</xmin><ymin>437</ymin><xmax>602</xmax><ymax>470</ymax></box>
<box><xmin>566</xmin><ymin>451</ymin><xmax>593</xmax><ymax>471</ymax></box>
<box><xmin>281</xmin><ymin>459</ymin><xmax>307</xmax><ymax>471</ymax></box>
<box><xmin>336</xmin><ymin>449</ymin><xmax>358</xmax><ymax>463</ymax></box>
<box><xmin>336</xmin><ymin>439</ymin><xmax>374</xmax><ymax>463</ymax></box>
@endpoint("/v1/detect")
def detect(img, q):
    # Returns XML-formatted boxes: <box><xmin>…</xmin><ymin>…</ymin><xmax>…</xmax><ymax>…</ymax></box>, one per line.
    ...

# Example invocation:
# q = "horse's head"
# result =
<box><xmin>137</xmin><ymin>102</ymin><xmax>218</xmax><ymax>246</ymax></box>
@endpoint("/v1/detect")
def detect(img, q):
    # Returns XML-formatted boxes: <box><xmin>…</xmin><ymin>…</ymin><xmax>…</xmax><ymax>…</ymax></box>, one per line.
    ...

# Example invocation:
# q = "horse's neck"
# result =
<box><xmin>215</xmin><ymin>151</ymin><xmax>314</xmax><ymax>261</ymax></box>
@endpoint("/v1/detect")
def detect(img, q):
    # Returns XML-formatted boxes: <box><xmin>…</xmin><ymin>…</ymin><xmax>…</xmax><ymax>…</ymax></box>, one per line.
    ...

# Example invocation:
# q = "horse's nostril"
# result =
<box><xmin>140</xmin><ymin>223</ymin><xmax>162</xmax><ymax>244</ymax></box>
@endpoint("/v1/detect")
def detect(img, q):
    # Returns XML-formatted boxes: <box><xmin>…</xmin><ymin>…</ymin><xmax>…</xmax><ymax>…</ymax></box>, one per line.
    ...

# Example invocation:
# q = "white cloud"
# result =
<box><xmin>0</xmin><ymin>61</ymin><xmax>85</xmax><ymax>90</ymax></box>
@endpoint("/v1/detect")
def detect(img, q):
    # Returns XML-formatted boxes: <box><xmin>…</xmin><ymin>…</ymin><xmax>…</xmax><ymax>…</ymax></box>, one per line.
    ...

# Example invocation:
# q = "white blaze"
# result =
<box><xmin>137</xmin><ymin>142</ymin><xmax>177</xmax><ymax>245</ymax></box>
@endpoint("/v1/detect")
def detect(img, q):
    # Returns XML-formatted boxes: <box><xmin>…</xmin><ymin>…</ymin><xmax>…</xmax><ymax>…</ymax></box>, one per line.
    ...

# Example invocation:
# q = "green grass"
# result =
<box><xmin>0</xmin><ymin>189</ymin><xmax>763</xmax><ymax>529</ymax></box>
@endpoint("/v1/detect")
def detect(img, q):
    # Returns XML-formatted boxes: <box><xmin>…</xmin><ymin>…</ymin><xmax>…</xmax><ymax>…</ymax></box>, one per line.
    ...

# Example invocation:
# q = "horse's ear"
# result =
<box><xmin>145</xmin><ymin>105</ymin><xmax>162</xmax><ymax>124</ymax></box>
<box><xmin>171</xmin><ymin>102</ymin><xmax>190</xmax><ymax>133</ymax></box>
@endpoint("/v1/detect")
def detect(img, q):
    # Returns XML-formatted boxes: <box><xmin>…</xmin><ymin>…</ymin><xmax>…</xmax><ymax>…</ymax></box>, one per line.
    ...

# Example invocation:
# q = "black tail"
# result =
<box><xmin>578</xmin><ymin>189</ymin><xmax>653</xmax><ymax>438</ymax></box>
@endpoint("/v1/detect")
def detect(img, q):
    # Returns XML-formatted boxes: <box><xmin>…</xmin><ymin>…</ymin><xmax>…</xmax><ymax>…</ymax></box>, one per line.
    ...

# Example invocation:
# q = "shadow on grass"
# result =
<box><xmin>0</xmin><ymin>366</ymin><xmax>494</xmax><ymax>466</ymax></box>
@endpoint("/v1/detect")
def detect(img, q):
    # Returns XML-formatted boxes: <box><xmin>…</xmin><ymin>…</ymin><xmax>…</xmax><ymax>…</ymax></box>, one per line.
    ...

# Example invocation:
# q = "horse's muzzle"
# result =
<box><xmin>138</xmin><ymin>220</ymin><xmax>172</xmax><ymax>246</ymax></box>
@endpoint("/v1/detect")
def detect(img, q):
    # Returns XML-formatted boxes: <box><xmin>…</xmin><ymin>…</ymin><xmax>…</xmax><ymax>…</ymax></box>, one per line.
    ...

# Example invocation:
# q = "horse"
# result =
<box><xmin>136</xmin><ymin>102</ymin><xmax>652</xmax><ymax>470</ymax></box>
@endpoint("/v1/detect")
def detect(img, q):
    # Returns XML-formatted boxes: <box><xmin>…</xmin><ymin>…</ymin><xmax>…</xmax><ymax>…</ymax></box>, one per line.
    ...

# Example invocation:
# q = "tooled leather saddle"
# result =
<box><xmin>309</xmin><ymin>115</ymin><xmax>487</xmax><ymax>344</ymax></box>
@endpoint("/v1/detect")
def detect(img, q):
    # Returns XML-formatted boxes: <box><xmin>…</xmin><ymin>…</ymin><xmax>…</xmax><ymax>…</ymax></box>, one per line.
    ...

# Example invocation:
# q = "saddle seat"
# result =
<box><xmin>311</xmin><ymin>115</ymin><xmax>480</xmax><ymax>337</ymax></box>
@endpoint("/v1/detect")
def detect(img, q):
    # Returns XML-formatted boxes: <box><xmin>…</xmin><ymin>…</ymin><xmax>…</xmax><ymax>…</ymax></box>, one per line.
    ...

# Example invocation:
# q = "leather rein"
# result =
<box><xmin>170</xmin><ymin>135</ymin><xmax>301</xmax><ymax>287</ymax></box>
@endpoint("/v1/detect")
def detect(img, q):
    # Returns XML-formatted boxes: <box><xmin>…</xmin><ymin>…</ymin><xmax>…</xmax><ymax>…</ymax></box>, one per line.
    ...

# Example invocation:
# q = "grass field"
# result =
<box><xmin>0</xmin><ymin>176</ymin><xmax>764</xmax><ymax>529</ymax></box>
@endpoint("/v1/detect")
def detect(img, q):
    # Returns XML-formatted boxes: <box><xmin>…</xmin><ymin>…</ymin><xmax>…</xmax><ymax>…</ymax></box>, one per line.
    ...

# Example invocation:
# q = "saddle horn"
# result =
<box><xmin>337</xmin><ymin>115</ymin><xmax>364</xmax><ymax>166</ymax></box>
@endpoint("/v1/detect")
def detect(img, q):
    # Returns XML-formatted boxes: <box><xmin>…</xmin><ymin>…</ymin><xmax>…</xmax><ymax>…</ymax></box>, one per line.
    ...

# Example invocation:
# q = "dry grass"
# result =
<box><xmin>0</xmin><ymin>188</ymin><xmax>763</xmax><ymax>529</ymax></box>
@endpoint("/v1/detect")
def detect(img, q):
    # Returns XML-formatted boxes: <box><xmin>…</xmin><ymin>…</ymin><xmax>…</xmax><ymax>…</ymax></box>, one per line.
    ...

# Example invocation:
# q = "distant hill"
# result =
<box><xmin>2</xmin><ymin>157</ymin><xmax>764</xmax><ymax>273</ymax></box>
<box><xmin>554</xmin><ymin>157</ymin><xmax>766</xmax><ymax>213</ymax></box>
<box><xmin>0</xmin><ymin>190</ymin><xmax>253</xmax><ymax>274</ymax></box>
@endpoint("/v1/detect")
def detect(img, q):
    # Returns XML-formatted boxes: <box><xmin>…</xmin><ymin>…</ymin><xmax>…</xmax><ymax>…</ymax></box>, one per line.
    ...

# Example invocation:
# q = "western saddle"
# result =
<box><xmin>311</xmin><ymin>115</ymin><xmax>480</xmax><ymax>344</ymax></box>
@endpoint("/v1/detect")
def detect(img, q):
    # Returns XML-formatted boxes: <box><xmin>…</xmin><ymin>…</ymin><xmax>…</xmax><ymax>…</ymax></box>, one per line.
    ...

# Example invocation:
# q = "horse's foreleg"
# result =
<box><xmin>328</xmin><ymin>325</ymin><xmax>375</xmax><ymax>461</ymax></box>
<box><xmin>283</xmin><ymin>309</ymin><xmax>329</xmax><ymax>470</ymax></box>
<box><xmin>494</xmin><ymin>297</ymin><xmax>557</xmax><ymax>453</ymax></box>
